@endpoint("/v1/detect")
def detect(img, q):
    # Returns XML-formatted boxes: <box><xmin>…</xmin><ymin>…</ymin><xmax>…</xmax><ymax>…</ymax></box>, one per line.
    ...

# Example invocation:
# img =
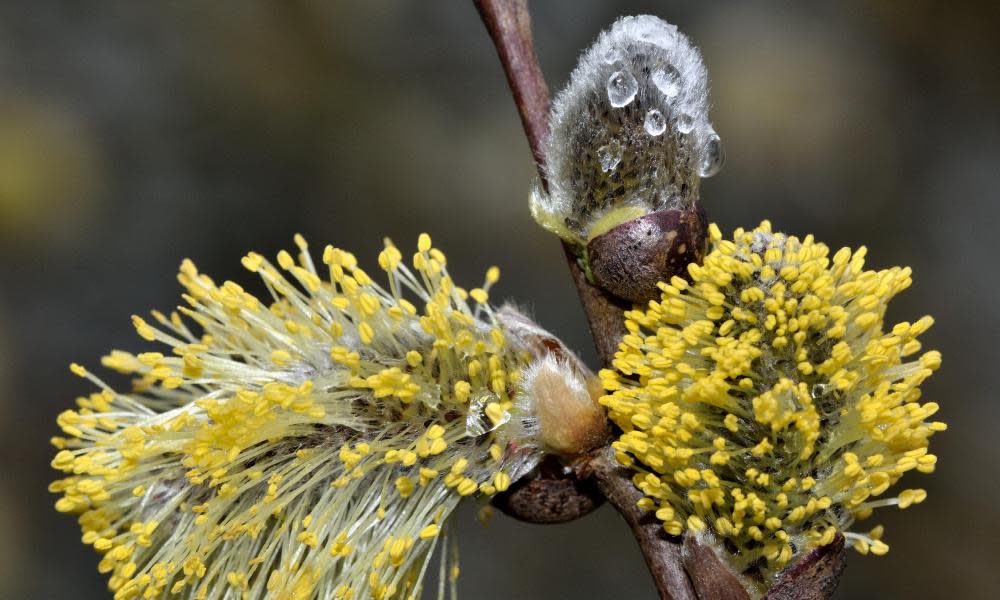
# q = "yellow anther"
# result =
<box><xmin>417</xmin><ymin>233</ymin><xmax>432</xmax><ymax>252</ymax></box>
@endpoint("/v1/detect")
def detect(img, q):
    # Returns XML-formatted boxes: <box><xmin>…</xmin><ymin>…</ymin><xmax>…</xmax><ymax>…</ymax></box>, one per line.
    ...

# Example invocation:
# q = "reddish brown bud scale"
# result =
<box><xmin>764</xmin><ymin>536</ymin><xmax>847</xmax><ymax>600</ymax></box>
<box><xmin>681</xmin><ymin>531</ymin><xmax>848</xmax><ymax>600</ymax></box>
<box><xmin>587</xmin><ymin>201</ymin><xmax>708</xmax><ymax>304</ymax></box>
<box><xmin>681</xmin><ymin>532</ymin><xmax>753</xmax><ymax>600</ymax></box>
<box><xmin>491</xmin><ymin>455</ymin><xmax>604</xmax><ymax>524</ymax></box>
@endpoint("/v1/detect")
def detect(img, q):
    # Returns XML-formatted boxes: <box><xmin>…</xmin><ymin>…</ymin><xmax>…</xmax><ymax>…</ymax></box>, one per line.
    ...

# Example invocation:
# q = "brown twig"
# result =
<box><xmin>473</xmin><ymin>0</ymin><xmax>550</xmax><ymax>178</ymax></box>
<box><xmin>587</xmin><ymin>447</ymin><xmax>698</xmax><ymax>600</ymax></box>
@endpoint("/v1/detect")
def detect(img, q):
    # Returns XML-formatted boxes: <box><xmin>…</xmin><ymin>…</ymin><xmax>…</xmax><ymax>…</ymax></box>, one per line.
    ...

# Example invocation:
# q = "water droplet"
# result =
<box><xmin>466</xmin><ymin>390</ymin><xmax>505</xmax><ymax>437</ymax></box>
<box><xmin>699</xmin><ymin>133</ymin><xmax>726</xmax><ymax>178</ymax></box>
<box><xmin>676</xmin><ymin>113</ymin><xmax>694</xmax><ymax>134</ymax></box>
<box><xmin>597</xmin><ymin>141</ymin><xmax>622</xmax><ymax>172</ymax></box>
<box><xmin>811</xmin><ymin>383</ymin><xmax>831</xmax><ymax>399</ymax></box>
<box><xmin>607</xmin><ymin>70</ymin><xmax>638</xmax><ymax>107</ymax></box>
<box><xmin>502</xmin><ymin>447</ymin><xmax>542</xmax><ymax>484</ymax></box>
<box><xmin>622</xmin><ymin>15</ymin><xmax>678</xmax><ymax>49</ymax></box>
<box><xmin>651</xmin><ymin>65</ymin><xmax>681</xmax><ymax>98</ymax></box>
<box><xmin>603</xmin><ymin>45</ymin><xmax>623</xmax><ymax>65</ymax></box>
<box><xmin>644</xmin><ymin>109</ymin><xmax>666</xmax><ymax>136</ymax></box>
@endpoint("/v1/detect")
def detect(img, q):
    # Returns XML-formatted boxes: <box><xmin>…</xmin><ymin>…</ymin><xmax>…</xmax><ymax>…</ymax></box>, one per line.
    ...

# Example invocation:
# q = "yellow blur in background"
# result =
<box><xmin>0</xmin><ymin>98</ymin><xmax>103</xmax><ymax>248</ymax></box>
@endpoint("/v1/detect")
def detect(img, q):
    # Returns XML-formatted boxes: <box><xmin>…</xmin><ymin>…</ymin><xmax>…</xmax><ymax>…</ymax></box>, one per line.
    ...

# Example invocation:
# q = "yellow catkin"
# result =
<box><xmin>600</xmin><ymin>221</ymin><xmax>944</xmax><ymax>577</ymax></box>
<box><xmin>51</xmin><ymin>235</ymin><xmax>545</xmax><ymax>600</ymax></box>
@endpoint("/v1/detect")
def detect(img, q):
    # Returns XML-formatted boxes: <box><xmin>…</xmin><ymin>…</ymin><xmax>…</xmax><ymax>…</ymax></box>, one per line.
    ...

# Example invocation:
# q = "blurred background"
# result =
<box><xmin>0</xmin><ymin>1</ymin><xmax>996</xmax><ymax>598</ymax></box>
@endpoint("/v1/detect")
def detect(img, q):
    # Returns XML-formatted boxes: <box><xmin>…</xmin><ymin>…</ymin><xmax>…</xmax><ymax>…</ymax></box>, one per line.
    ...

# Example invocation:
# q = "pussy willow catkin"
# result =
<box><xmin>601</xmin><ymin>222</ymin><xmax>943</xmax><ymax>579</ymax></box>
<box><xmin>51</xmin><ymin>234</ymin><xmax>600</xmax><ymax>600</ymax></box>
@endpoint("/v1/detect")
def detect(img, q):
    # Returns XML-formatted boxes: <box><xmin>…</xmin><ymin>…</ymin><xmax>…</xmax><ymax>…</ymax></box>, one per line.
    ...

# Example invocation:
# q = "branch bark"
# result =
<box><xmin>587</xmin><ymin>447</ymin><xmax>698</xmax><ymax>600</ymax></box>
<box><xmin>473</xmin><ymin>0</ymin><xmax>550</xmax><ymax>177</ymax></box>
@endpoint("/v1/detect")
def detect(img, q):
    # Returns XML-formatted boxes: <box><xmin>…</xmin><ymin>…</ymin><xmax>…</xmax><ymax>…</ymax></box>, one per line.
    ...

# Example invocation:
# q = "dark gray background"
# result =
<box><xmin>1</xmin><ymin>2</ymin><xmax>996</xmax><ymax>598</ymax></box>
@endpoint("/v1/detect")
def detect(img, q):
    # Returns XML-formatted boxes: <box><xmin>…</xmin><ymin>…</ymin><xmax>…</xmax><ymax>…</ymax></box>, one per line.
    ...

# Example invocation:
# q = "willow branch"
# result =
<box><xmin>475</xmin><ymin>4</ymin><xmax>845</xmax><ymax>599</ymax></box>
<box><xmin>587</xmin><ymin>447</ymin><xmax>698</xmax><ymax>600</ymax></box>
<box><xmin>474</xmin><ymin>0</ymin><xmax>629</xmax><ymax>365</ymax></box>
<box><xmin>475</xmin><ymin>1</ymin><xmax>696</xmax><ymax>598</ymax></box>
<box><xmin>473</xmin><ymin>0</ymin><xmax>550</xmax><ymax>178</ymax></box>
